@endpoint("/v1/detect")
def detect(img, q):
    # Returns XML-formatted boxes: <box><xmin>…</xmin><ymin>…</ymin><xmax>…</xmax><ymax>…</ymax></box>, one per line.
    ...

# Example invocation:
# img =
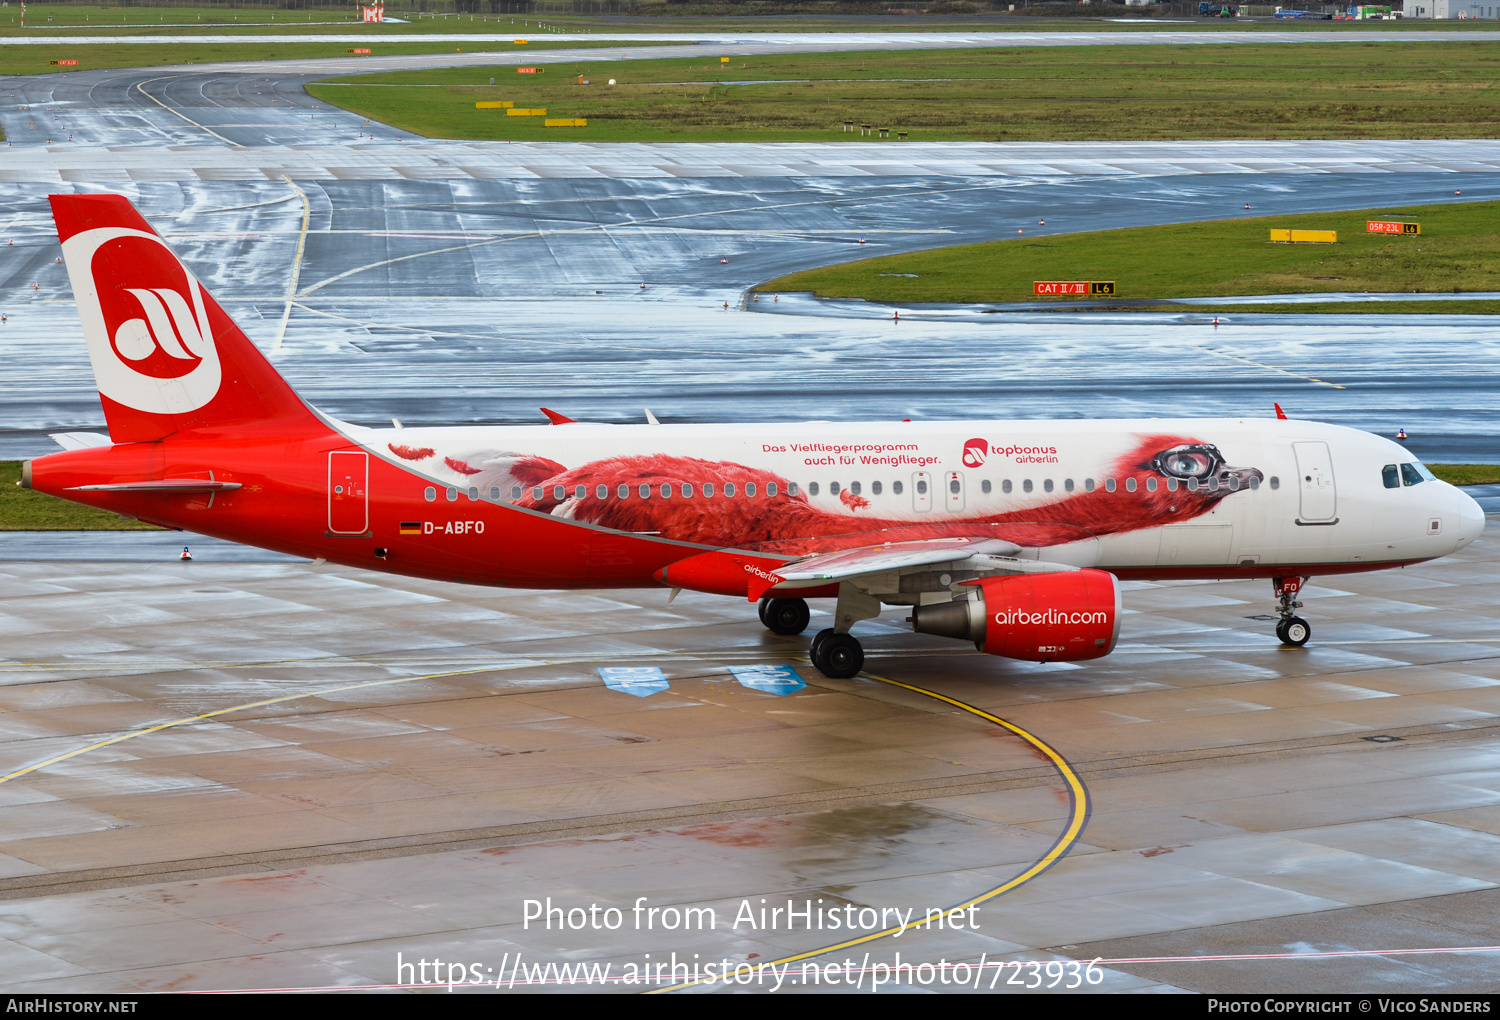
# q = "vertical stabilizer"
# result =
<box><xmin>50</xmin><ymin>193</ymin><xmax>321</xmax><ymax>443</ymax></box>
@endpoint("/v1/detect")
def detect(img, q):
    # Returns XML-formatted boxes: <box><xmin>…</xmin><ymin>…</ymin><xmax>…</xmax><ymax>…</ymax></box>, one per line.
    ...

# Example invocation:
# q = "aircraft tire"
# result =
<box><xmin>764</xmin><ymin>598</ymin><xmax>810</xmax><ymax>636</ymax></box>
<box><xmin>816</xmin><ymin>633</ymin><xmax>864</xmax><ymax>679</ymax></box>
<box><xmin>757</xmin><ymin>597</ymin><xmax>772</xmax><ymax>627</ymax></box>
<box><xmin>1282</xmin><ymin>616</ymin><xmax>1311</xmax><ymax>647</ymax></box>
<box><xmin>809</xmin><ymin>627</ymin><xmax>835</xmax><ymax>666</ymax></box>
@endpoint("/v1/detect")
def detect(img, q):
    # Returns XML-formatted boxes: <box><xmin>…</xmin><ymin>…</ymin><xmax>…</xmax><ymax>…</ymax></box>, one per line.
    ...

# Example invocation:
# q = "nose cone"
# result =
<box><xmin>1452</xmin><ymin>485</ymin><xmax>1486</xmax><ymax>551</ymax></box>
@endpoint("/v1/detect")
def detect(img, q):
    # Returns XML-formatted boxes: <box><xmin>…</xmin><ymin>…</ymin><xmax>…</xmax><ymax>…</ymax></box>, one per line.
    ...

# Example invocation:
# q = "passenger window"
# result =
<box><xmin>766</xmin><ymin>482</ymin><xmax>777</xmax><ymax>496</ymax></box>
<box><xmin>1125</xmin><ymin>478</ymin><xmax>1137</xmax><ymax>493</ymax></box>
<box><xmin>1043</xmin><ymin>479</ymin><xmax>1054</xmax><ymax>493</ymax></box>
<box><xmin>950</xmin><ymin>478</ymin><xmax>960</xmax><ymax>494</ymax></box>
<box><xmin>1382</xmin><ymin>465</ymin><xmax>1400</xmax><ymax>488</ymax></box>
<box><xmin>981</xmin><ymin>480</ymin><xmax>991</xmax><ymax>494</ymax></box>
<box><xmin>468</xmin><ymin>486</ymin><xmax>479</xmax><ymax>501</ymax></box>
<box><xmin>916</xmin><ymin>479</ymin><xmax>927</xmax><ymax>495</ymax></box>
<box><xmin>575</xmin><ymin>485</ymin><xmax>586</xmax><ymax>500</ymax></box>
<box><xmin>787</xmin><ymin>482</ymin><xmax>797</xmax><ymax>496</ymax></box>
<box><xmin>892</xmin><ymin>480</ymin><xmax>903</xmax><ymax>495</ymax></box>
<box><xmin>850</xmin><ymin>481</ymin><xmax>861</xmax><ymax>496</ymax></box>
<box><xmin>830</xmin><ymin>481</ymin><xmax>841</xmax><ymax>495</ymax></box>
<box><xmin>808</xmin><ymin>482</ymin><xmax>819</xmax><ymax>496</ymax></box>
<box><xmin>660</xmin><ymin>484</ymin><xmax>672</xmax><ymax>498</ymax></box>
<box><xmin>1401</xmin><ymin>463</ymin><xmax>1425</xmax><ymax>487</ymax></box>
<box><xmin>746</xmin><ymin>482</ymin><xmax>757</xmax><ymax>497</ymax></box>
<box><xmin>704</xmin><ymin>482</ymin><xmax>715</xmax><ymax>497</ymax></box>
<box><xmin>554</xmin><ymin>485</ymin><xmax>566</xmax><ymax>500</ymax></box>
<box><xmin>424</xmin><ymin>486</ymin><xmax>437</xmax><ymax>502</ymax></box>
<box><xmin>490</xmin><ymin>486</ymin><xmax>500</xmax><ymax>500</ymax></box>
<box><xmin>1186</xmin><ymin>478</ymin><xmax>1198</xmax><ymax>492</ymax></box>
<box><xmin>1065</xmin><ymin>479</ymin><xmax>1074</xmax><ymax>493</ymax></box>
<box><xmin>1023</xmin><ymin>479</ymin><xmax>1033</xmax><ymax>493</ymax></box>
<box><xmin>682</xmin><ymin>484</ymin><xmax>693</xmax><ymax>497</ymax></box>
<box><xmin>725</xmin><ymin>483</ymin><xmax>736</xmax><ymax>496</ymax></box>
<box><xmin>871</xmin><ymin>481</ymin><xmax>881</xmax><ymax>495</ymax></box>
<box><xmin>1104</xmin><ymin>478</ymin><xmax>1116</xmax><ymax>493</ymax></box>
<box><xmin>1270</xmin><ymin>476</ymin><xmax>1280</xmax><ymax>490</ymax></box>
<box><xmin>1166</xmin><ymin>478</ymin><xmax>1178</xmax><ymax>492</ymax></box>
<box><xmin>596</xmin><ymin>484</ymin><xmax>607</xmax><ymax>499</ymax></box>
<box><xmin>1249</xmin><ymin>476</ymin><xmax>1260</xmax><ymax>490</ymax></box>
<box><xmin>1085</xmin><ymin>478</ymin><xmax>1096</xmax><ymax>492</ymax></box>
<box><xmin>1145</xmin><ymin>477</ymin><xmax>1156</xmax><ymax>492</ymax></box>
<box><xmin>447</xmin><ymin>487</ymin><xmax>459</xmax><ymax>502</ymax></box>
<box><xmin>618</xmin><ymin>483</ymin><xmax>630</xmax><ymax>498</ymax></box>
<box><xmin>639</xmin><ymin>484</ymin><xmax>652</xmax><ymax>498</ymax></box>
<box><xmin>1002</xmin><ymin>479</ymin><xmax>1013</xmax><ymax>494</ymax></box>
<box><xmin>511</xmin><ymin>485</ymin><xmax>522</xmax><ymax>500</ymax></box>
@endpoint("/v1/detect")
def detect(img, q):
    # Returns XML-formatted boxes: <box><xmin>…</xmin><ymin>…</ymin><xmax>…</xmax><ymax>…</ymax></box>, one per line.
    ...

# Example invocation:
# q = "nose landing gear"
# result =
<box><xmin>1273</xmin><ymin>576</ymin><xmax>1311</xmax><ymax>647</ymax></box>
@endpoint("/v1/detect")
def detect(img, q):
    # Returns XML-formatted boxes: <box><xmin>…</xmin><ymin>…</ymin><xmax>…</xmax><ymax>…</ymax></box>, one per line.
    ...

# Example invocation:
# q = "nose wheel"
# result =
<box><xmin>1276</xmin><ymin>616</ymin><xmax>1311</xmax><ymax>647</ymax></box>
<box><xmin>810</xmin><ymin>628</ymin><xmax>864</xmax><ymax>679</ymax></box>
<box><xmin>1272</xmin><ymin>576</ymin><xmax>1311</xmax><ymax>648</ymax></box>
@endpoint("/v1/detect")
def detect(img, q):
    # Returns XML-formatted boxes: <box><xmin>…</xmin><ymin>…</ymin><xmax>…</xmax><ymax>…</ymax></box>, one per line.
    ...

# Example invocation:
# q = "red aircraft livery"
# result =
<box><xmin>21</xmin><ymin>195</ymin><xmax>1485</xmax><ymax>678</ymax></box>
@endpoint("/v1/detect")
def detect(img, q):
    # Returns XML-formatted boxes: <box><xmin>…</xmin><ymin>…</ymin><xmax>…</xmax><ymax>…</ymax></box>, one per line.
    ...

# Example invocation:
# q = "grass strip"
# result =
<box><xmin>756</xmin><ymin>200</ymin><xmax>1500</xmax><ymax>306</ymax></box>
<box><xmin>0</xmin><ymin>461</ymin><xmax>159</xmax><ymax>532</ymax></box>
<box><xmin>307</xmin><ymin>41</ymin><xmax>1500</xmax><ymax>143</ymax></box>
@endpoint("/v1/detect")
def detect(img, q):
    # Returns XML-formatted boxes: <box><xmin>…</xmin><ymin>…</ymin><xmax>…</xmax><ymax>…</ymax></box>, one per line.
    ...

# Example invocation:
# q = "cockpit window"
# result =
<box><xmin>1400</xmin><ymin>463</ymin><xmax>1425</xmax><ymax>487</ymax></box>
<box><xmin>1415</xmin><ymin>462</ymin><xmax>1437</xmax><ymax>482</ymax></box>
<box><xmin>1382</xmin><ymin>464</ymin><xmax>1400</xmax><ymax>489</ymax></box>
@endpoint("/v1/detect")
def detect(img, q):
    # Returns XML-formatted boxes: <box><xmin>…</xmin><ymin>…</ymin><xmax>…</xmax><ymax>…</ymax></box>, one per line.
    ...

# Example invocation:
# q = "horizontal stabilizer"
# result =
<box><xmin>49</xmin><ymin>432</ymin><xmax>111</xmax><ymax>451</ymax></box>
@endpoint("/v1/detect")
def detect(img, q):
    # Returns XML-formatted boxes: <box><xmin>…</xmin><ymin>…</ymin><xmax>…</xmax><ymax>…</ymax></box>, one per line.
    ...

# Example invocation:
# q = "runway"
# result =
<box><xmin>2</xmin><ymin>39</ymin><xmax>1500</xmax><ymax>991</ymax></box>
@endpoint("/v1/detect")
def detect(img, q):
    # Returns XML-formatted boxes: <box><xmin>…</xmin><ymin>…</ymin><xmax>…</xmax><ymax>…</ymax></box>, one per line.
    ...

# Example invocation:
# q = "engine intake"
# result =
<box><xmin>911</xmin><ymin>569</ymin><xmax>1122</xmax><ymax>662</ymax></box>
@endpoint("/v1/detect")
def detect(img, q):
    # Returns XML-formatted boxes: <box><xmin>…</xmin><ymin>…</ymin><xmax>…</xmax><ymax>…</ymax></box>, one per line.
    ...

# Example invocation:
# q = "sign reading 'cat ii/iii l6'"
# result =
<box><xmin>1033</xmin><ymin>281</ymin><xmax>1116</xmax><ymax>297</ymax></box>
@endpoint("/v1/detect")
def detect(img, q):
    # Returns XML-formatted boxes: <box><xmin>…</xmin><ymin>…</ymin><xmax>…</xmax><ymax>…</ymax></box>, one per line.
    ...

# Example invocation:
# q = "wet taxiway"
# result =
<box><xmin>1</xmin><ymin>529</ymin><xmax>1500</xmax><ymax>991</ymax></box>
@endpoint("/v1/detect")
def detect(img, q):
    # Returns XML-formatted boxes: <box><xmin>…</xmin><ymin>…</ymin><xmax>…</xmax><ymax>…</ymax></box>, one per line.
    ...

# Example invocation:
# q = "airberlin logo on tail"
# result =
<box><xmin>62</xmin><ymin>228</ymin><xmax>222</xmax><ymax>415</ymax></box>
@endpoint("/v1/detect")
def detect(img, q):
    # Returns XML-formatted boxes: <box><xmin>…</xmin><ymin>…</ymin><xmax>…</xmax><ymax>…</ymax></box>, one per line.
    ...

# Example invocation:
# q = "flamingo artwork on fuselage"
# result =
<box><xmin>23</xmin><ymin>194</ymin><xmax>1486</xmax><ymax>678</ymax></box>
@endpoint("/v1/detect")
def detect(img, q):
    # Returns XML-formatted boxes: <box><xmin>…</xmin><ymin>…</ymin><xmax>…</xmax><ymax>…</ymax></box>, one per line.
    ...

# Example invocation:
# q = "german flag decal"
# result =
<box><xmin>400</xmin><ymin>522</ymin><xmax>422</xmax><ymax>535</ymax></box>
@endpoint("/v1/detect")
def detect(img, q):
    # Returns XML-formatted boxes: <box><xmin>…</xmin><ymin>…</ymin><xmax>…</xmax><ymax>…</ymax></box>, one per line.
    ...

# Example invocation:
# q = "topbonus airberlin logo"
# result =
<box><xmin>962</xmin><ymin>438</ymin><xmax>988</xmax><ymax>468</ymax></box>
<box><xmin>62</xmin><ymin>227</ymin><xmax>221</xmax><ymax>415</ymax></box>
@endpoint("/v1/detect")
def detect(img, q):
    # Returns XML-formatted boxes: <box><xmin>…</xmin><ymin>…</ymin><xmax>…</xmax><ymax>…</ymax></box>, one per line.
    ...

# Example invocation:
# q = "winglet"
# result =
<box><xmin>540</xmin><ymin>407</ymin><xmax>576</xmax><ymax>425</ymax></box>
<box><xmin>1274</xmin><ymin>402</ymin><xmax>1288</xmax><ymax>420</ymax></box>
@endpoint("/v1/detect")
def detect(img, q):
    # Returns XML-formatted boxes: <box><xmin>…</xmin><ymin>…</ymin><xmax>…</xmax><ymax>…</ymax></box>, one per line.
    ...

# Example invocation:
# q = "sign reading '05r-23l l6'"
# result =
<box><xmin>1034</xmin><ymin>281</ymin><xmax>1115</xmax><ymax>297</ymax></box>
<box><xmin>1368</xmin><ymin>221</ymin><xmax>1421</xmax><ymax>235</ymax></box>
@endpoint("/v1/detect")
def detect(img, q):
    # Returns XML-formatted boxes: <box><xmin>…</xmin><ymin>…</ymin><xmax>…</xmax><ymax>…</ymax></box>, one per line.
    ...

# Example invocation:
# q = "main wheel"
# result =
<box><xmin>1274</xmin><ymin>618</ymin><xmax>1290</xmax><ymax>644</ymax></box>
<box><xmin>763</xmin><ymin>597</ymin><xmax>810</xmax><ymax>636</ymax></box>
<box><xmin>757</xmin><ymin>597</ymin><xmax>771</xmax><ymax>627</ymax></box>
<box><xmin>809</xmin><ymin>627</ymin><xmax>835</xmax><ymax>665</ymax></box>
<box><xmin>1281</xmin><ymin>616</ymin><xmax>1311</xmax><ymax>648</ymax></box>
<box><xmin>815</xmin><ymin>633</ymin><xmax>864</xmax><ymax>679</ymax></box>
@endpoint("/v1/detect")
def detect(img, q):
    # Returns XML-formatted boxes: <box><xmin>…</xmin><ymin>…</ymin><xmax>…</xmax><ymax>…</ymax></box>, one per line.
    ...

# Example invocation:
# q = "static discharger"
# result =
<box><xmin>1270</xmin><ymin>229</ymin><xmax>1337</xmax><ymax>244</ymax></box>
<box><xmin>1368</xmin><ymin>220</ymin><xmax>1421</xmax><ymax>235</ymax></box>
<box><xmin>1034</xmin><ymin>281</ymin><xmax>1116</xmax><ymax>297</ymax></box>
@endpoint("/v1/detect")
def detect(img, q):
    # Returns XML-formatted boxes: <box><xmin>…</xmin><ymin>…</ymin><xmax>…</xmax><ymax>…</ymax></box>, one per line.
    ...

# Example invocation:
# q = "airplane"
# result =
<box><xmin>19</xmin><ymin>194</ymin><xmax>1487</xmax><ymax>679</ymax></box>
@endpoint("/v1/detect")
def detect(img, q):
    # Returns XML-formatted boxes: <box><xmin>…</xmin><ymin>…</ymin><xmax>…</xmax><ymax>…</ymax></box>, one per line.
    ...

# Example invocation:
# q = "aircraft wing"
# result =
<box><xmin>773</xmin><ymin>537</ymin><xmax>1023</xmax><ymax>585</ymax></box>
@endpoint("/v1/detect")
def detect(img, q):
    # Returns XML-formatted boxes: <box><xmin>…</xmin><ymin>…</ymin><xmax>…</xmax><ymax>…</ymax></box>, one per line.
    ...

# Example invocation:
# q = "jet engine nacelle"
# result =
<box><xmin>910</xmin><ymin>569</ymin><xmax>1122</xmax><ymax>662</ymax></box>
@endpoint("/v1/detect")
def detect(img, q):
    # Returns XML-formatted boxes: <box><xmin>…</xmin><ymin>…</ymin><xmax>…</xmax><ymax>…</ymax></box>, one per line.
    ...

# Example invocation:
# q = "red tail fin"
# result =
<box><xmin>1274</xmin><ymin>402</ymin><xmax>1288</xmax><ymax>420</ymax></box>
<box><xmin>50</xmin><ymin>194</ymin><xmax>321</xmax><ymax>444</ymax></box>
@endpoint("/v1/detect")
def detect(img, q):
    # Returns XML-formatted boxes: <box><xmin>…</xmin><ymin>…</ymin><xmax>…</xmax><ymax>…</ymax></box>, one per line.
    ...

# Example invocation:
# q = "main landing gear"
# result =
<box><xmin>758</xmin><ymin>596</ymin><xmax>810</xmax><ymax>636</ymax></box>
<box><xmin>761</xmin><ymin>584</ymin><xmax>880</xmax><ymax>680</ymax></box>
<box><xmin>1273</xmin><ymin>576</ymin><xmax>1311</xmax><ymax>648</ymax></box>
